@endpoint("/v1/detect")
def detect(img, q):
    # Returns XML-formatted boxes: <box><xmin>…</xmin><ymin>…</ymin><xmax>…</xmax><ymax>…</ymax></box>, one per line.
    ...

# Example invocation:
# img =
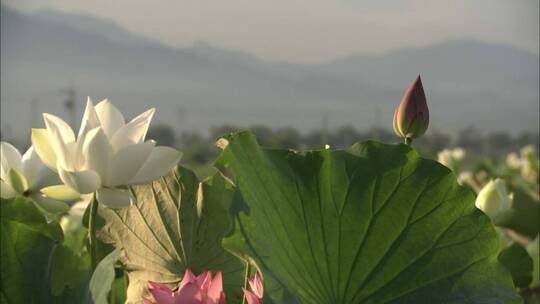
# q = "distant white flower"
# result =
<box><xmin>1</xmin><ymin>142</ymin><xmax>70</xmax><ymax>213</ymax></box>
<box><xmin>457</xmin><ymin>171</ymin><xmax>472</xmax><ymax>186</ymax></box>
<box><xmin>505</xmin><ymin>152</ymin><xmax>522</xmax><ymax>169</ymax></box>
<box><xmin>437</xmin><ymin>147</ymin><xmax>465</xmax><ymax>171</ymax></box>
<box><xmin>32</xmin><ymin>98</ymin><xmax>182</xmax><ymax>208</ymax></box>
<box><xmin>521</xmin><ymin>145</ymin><xmax>536</xmax><ymax>159</ymax></box>
<box><xmin>475</xmin><ymin>179</ymin><xmax>513</xmax><ymax>221</ymax></box>
<box><xmin>519</xmin><ymin>145</ymin><xmax>538</xmax><ymax>182</ymax></box>
<box><xmin>505</xmin><ymin>146</ymin><xmax>538</xmax><ymax>183</ymax></box>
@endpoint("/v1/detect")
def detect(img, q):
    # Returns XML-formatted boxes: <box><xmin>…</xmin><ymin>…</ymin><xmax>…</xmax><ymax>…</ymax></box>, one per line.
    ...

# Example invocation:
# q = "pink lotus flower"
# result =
<box><xmin>144</xmin><ymin>269</ymin><xmax>225</xmax><ymax>304</ymax></box>
<box><xmin>393</xmin><ymin>75</ymin><xmax>429</xmax><ymax>142</ymax></box>
<box><xmin>242</xmin><ymin>272</ymin><xmax>264</xmax><ymax>304</ymax></box>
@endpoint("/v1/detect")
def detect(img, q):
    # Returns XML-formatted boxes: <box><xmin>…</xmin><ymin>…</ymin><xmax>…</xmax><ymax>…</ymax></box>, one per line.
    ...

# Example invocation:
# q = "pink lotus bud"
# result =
<box><xmin>242</xmin><ymin>272</ymin><xmax>264</xmax><ymax>304</ymax></box>
<box><xmin>145</xmin><ymin>269</ymin><xmax>226</xmax><ymax>304</ymax></box>
<box><xmin>393</xmin><ymin>75</ymin><xmax>429</xmax><ymax>142</ymax></box>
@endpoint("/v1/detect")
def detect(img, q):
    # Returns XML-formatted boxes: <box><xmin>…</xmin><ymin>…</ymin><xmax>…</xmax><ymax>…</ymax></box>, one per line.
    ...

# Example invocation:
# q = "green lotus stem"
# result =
<box><xmin>88</xmin><ymin>194</ymin><xmax>99</xmax><ymax>270</ymax></box>
<box><xmin>109</xmin><ymin>280</ymin><xmax>116</xmax><ymax>304</ymax></box>
<box><xmin>242</xmin><ymin>261</ymin><xmax>251</xmax><ymax>304</ymax></box>
<box><xmin>405</xmin><ymin>137</ymin><xmax>412</xmax><ymax>145</ymax></box>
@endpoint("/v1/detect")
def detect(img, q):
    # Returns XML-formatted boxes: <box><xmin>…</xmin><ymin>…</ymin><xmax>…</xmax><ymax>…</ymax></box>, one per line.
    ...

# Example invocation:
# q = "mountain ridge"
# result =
<box><xmin>1</xmin><ymin>5</ymin><xmax>538</xmax><ymax>141</ymax></box>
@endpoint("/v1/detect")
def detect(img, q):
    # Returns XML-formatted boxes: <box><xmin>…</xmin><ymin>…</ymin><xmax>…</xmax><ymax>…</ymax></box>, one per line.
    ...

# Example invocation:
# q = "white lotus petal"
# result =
<box><xmin>65</xmin><ymin>142</ymin><xmax>80</xmax><ymax>169</ymax></box>
<box><xmin>58</xmin><ymin>166</ymin><xmax>101</xmax><ymax>194</ymax></box>
<box><xmin>129</xmin><ymin>146</ymin><xmax>182</xmax><ymax>185</ymax></box>
<box><xmin>475</xmin><ymin>179</ymin><xmax>513</xmax><ymax>222</ymax></box>
<box><xmin>30</xmin><ymin>193</ymin><xmax>70</xmax><ymax>213</ymax></box>
<box><xmin>48</xmin><ymin>125</ymin><xmax>79</xmax><ymax>170</ymax></box>
<box><xmin>110</xmin><ymin>108</ymin><xmax>155</xmax><ymax>151</ymax></box>
<box><xmin>69</xmin><ymin>199</ymin><xmax>92</xmax><ymax>217</ymax></box>
<box><xmin>6</xmin><ymin>168</ymin><xmax>29</xmax><ymax>193</ymax></box>
<box><xmin>21</xmin><ymin>147</ymin><xmax>42</xmax><ymax>188</ymax></box>
<box><xmin>0</xmin><ymin>181</ymin><xmax>16</xmax><ymax>199</ymax></box>
<box><xmin>73</xmin><ymin>137</ymin><xmax>86</xmax><ymax>170</ymax></box>
<box><xmin>1</xmin><ymin>141</ymin><xmax>23</xmax><ymax>180</ymax></box>
<box><xmin>82</xmin><ymin>128</ymin><xmax>112</xmax><ymax>184</ymax></box>
<box><xmin>31</xmin><ymin>128</ymin><xmax>57</xmax><ymax>170</ymax></box>
<box><xmin>75</xmin><ymin>99</ymin><xmax>102</xmax><ymax>169</ymax></box>
<box><xmin>31</xmin><ymin>168</ymin><xmax>61</xmax><ymax>192</ymax></box>
<box><xmin>47</xmin><ymin>123</ymin><xmax>71</xmax><ymax>168</ymax></box>
<box><xmin>43</xmin><ymin>113</ymin><xmax>75</xmax><ymax>143</ymax></box>
<box><xmin>95</xmin><ymin>99</ymin><xmax>125</xmax><ymax>139</ymax></box>
<box><xmin>78</xmin><ymin>97</ymin><xmax>101</xmax><ymax>138</ymax></box>
<box><xmin>107</xmin><ymin>141</ymin><xmax>154</xmax><ymax>187</ymax></box>
<box><xmin>41</xmin><ymin>185</ymin><xmax>80</xmax><ymax>201</ymax></box>
<box><xmin>96</xmin><ymin>187</ymin><xmax>133</xmax><ymax>208</ymax></box>
<box><xmin>21</xmin><ymin>147</ymin><xmax>60</xmax><ymax>191</ymax></box>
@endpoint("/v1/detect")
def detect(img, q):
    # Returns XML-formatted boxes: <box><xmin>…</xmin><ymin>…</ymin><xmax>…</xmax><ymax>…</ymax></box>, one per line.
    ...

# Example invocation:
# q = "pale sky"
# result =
<box><xmin>3</xmin><ymin>0</ymin><xmax>539</xmax><ymax>63</ymax></box>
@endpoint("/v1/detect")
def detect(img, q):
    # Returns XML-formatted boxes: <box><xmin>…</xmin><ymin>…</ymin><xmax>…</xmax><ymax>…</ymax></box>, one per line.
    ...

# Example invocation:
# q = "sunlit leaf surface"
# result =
<box><xmin>217</xmin><ymin>131</ymin><xmax>521</xmax><ymax>304</ymax></box>
<box><xmin>95</xmin><ymin>166</ymin><xmax>244</xmax><ymax>303</ymax></box>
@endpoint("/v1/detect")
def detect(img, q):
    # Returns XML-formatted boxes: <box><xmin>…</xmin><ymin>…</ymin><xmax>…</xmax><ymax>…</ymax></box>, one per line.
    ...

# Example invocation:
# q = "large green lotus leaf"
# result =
<box><xmin>216</xmin><ymin>131</ymin><xmax>521</xmax><ymax>304</ymax></box>
<box><xmin>95</xmin><ymin>166</ymin><xmax>244</xmax><ymax>303</ymax></box>
<box><xmin>497</xmin><ymin>187</ymin><xmax>539</xmax><ymax>239</ymax></box>
<box><xmin>498</xmin><ymin>242</ymin><xmax>533</xmax><ymax>288</ymax></box>
<box><xmin>0</xmin><ymin>196</ymin><xmax>63</xmax><ymax>303</ymax></box>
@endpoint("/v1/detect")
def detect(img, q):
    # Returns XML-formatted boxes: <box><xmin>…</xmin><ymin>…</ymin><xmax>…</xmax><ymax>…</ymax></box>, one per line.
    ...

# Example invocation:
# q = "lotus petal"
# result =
<box><xmin>95</xmin><ymin>99</ymin><xmax>126</xmax><ymax>138</ymax></box>
<box><xmin>392</xmin><ymin>75</ymin><xmax>429</xmax><ymax>139</ymax></box>
<box><xmin>48</xmin><ymin>123</ymin><xmax>76</xmax><ymax>170</ymax></box>
<box><xmin>248</xmin><ymin>272</ymin><xmax>263</xmax><ymax>299</ymax></box>
<box><xmin>30</xmin><ymin>193</ymin><xmax>70</xmax><ymax>213</ymax></box>
<box><xmin>31</xmin><ymin>128</ymin><xmax>57</xmax><ymax>170</ymax></box>
<box><xmin>110</xmin><ymin>108</ymin><xmax>155</xmax><ymax>151</ymax></box>
<box><xmin>0</xmin><ymin>181</ymin><xmax>16</xmax><ymax>199</ymax></box>
<box><xmin>129</xmin><ymin>147</ymin><xmax>182</xmax><ymax>185</ymax></box>
<box><xmin>96</xmin><ymin>187</ymin><xmax>133</xmax><ymax>208</ymax></box>
<box><xmin>78</xmin><ymin>97</ymin><xmax>101</xmax><ymax>138</ymax></box>
<box><xmin>21</xmin><ymin>146</ymin><xmax>47</xmax><ymax>189</ymax></box>
<box><xmin>6</xmin><ymin>168</ymin><xmax>29</xmax><ymax>193</ymax></box>
<box><xmin>1</xmin><ymin>141</ymin><xmax>23</xmax><ymax>180</ymax></box>
<box><xmin>43</xmin><ymin>113</ymin><xmax>75</xmax><ymax>143</ymax></box>
<box><xmin>66</xmin><ymin>198</ymin><xmax>92</xmax><ymax>217</ymax></box>
<box><xmin>58</xmin><ymin>166</ymin><xmax>101</xmax><ymax>194</ymax></box>
<box><xmin>41</xmin><ymin>185</ymin><xmax>80</xmax><ymax>201</ymax></box>
<box><xmin>207</xmin><ymin>272</ymin><xmax>224</xmax><ymax>304</ymax></box>
<box><xmin>178</xmin><ymin>269</ymin><xmax>197</xmax><ymax>291</ymax></box>
<box><xmin>195</xmin><ymin>271</ymin><xmax>211</xmax><ymax>293</ymax></box>
<box><xmin>82</xmin><ymin>128</ymin><xmax>113</xmax><ymax>184</ymax></box>
<box><xmin>242</xmin><ymin>289</ymin><xmax>261</xmax><ymax>304</ymax></box>
<box><xmin>176</xmin><ymin>282</ymin><xmax>203</xmax><ymax>304</ymax></box>
<box><xmin>107</xmin><ymin>141</ymin><xmax>154</xmax><ymax>187</ymax></box>
<box><xmin>147</xmin><ymin>281</ymin><xmax>175</xmax><ymax>304</ymax></box>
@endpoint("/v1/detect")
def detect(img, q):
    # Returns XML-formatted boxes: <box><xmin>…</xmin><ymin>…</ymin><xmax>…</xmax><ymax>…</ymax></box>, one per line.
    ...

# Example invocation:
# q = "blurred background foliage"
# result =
<box><xmin>143</xmin><ymin>124</ymin><xmax>539</xmax><ymax>179</ymax></box>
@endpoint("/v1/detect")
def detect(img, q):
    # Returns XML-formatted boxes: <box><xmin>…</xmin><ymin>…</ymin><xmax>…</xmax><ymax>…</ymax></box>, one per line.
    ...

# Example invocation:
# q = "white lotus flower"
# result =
<box><xmin>1</xmin><ymin>142</ymin><xmax>70</xmax><ymax>213</ymax></box>
<box><xmin>475</xmin><ymin>179</ymin><xmax>513</xmax><ymax>222</ymax></box>
<box><xmin>437</xmin><ymin>147</ymin><xmax>465</xmax><ymax>171</ymax></box>
<box><xmin>506</xmin><ymin>152</ymin><xmax>522</xmax><ymax>169</ymax></box>
<box><xmin>521</xmin><ymin>145</ymin><xmax>537</xmax><ymax>159</ymax></box>
<box><xmin>31</xmin><ymin>98</ymin><xmax>182</xmax><ymax>208</ymax></box>
<box><xmin>457</xmin><ymin>171</ymin><xmax>472</xmax><ymax>186</ymax></box>
<box><xmin>519</xmin><ymin>145</ymin><xmax>538</xmax><ymax>182</ymax></box>
<box><xmin>505</xmin><ymin>146</ymin><xmax>538</xmax><ymax>183</ymax></box>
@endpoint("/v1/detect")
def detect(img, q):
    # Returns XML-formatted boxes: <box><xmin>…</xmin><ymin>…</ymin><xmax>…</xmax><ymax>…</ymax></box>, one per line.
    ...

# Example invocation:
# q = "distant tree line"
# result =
<box><xmin>2</xmin><ymin>124</ymin><xmax>536</xmax><ymax>167</ymax></box>
<box><xmin>143</xmin><ymin>124</ymin><xmax>540</xmax><ymax>165</ymax></box>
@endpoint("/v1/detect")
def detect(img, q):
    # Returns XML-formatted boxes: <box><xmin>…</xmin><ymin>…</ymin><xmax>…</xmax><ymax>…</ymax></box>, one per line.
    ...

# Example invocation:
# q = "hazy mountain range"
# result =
<box><xmin>1</xmin><ymin>5</ymin><xmax>538</xmax><ymax>143</ymax></box>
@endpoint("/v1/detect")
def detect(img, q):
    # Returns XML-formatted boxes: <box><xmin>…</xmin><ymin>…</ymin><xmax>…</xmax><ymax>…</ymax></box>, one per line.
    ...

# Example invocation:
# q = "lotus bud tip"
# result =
<box><xmin>392</xmin><ymin>75</ymin><xmax>429</xmax><ymax>143</ymax></box>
